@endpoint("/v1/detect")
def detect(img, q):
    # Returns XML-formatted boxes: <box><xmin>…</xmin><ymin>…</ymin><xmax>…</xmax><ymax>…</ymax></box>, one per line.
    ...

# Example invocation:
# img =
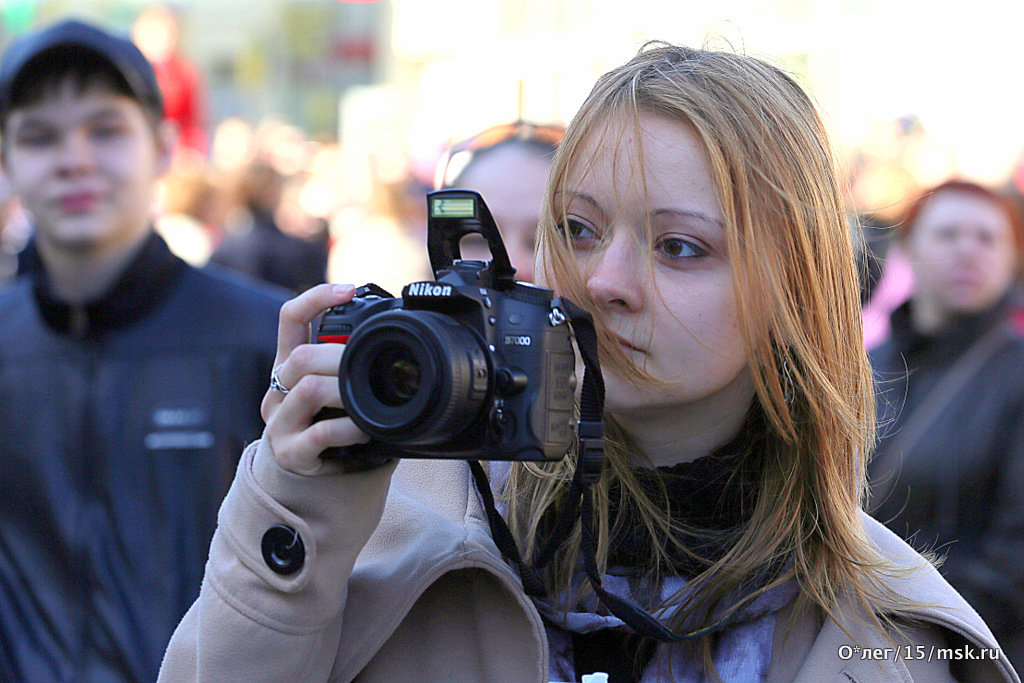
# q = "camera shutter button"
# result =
<box><xmin>261</xmin><ymin>524</ymin><xmax>305</xmax><ymax>575</ymax></box>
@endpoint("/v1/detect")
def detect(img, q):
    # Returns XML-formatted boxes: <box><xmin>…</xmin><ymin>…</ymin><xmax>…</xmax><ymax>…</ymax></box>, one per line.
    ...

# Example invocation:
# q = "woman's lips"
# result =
<box><xmin>59</xmin><ymin>193</ymin><xmax>99</xmax><ymax>213</ymax></box>
<box><xmin>615</xmin><ymin>335</ymin><xmax>644</xmax><ymax>353</ymax></box>
<box><xmin>950</xmin><ymin>271</ymin><xmax>982</xmax><ymax>285</ymax></box>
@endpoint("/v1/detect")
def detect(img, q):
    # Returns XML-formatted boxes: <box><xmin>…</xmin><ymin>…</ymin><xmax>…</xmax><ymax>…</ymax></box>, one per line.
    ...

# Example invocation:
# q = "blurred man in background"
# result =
<box><xmin>210</xmin><ymin>157</ymin><xmax>327</xmax><ymax>293</ymax></box>
<box><xmin>0</xmin><ymin>19</ymin><xmax>284</xmax><ymax>681</ymax></box>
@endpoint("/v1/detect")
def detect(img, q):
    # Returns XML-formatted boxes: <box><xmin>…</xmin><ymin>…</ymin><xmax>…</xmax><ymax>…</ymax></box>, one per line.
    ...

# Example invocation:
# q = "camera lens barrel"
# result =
<box><xmin>338</xmin><ymin>310</ymin><xmax>489</xmax><ymax>445</ymax></box>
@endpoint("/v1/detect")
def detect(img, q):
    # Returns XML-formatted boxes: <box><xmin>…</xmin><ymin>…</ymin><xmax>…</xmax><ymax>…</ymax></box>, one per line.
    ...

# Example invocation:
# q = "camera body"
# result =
<box><xmin>314</xmin><ymin>190</ymin><xmax>577</xmax><ymax>461</ymax></box>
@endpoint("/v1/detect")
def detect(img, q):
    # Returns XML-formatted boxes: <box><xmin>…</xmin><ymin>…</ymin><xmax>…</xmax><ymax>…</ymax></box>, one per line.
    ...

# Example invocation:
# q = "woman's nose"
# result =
<box><xmin>585</xmin><ymin>231</ymin><xmax>643</xmax><ymax>311</ymax></box>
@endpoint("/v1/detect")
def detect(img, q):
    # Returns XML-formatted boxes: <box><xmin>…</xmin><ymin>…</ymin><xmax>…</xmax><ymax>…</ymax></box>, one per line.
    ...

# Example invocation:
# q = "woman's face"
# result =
<box><xmin>558</xmin><ymin>111</ymin><xmax>753</xmax><ymax>438</ymax></box>
<box><xmin>906</xmin><ymin>189</ymin><xmax>1019</xmax><ymax>331</ymax></box>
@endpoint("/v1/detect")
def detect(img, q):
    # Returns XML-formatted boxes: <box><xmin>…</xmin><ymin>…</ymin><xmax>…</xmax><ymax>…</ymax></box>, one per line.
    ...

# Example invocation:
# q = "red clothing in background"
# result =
<box><xmin>153</xmin><ymin>54</ymin><xmax>206</xmax><ymax>156</ymax></box>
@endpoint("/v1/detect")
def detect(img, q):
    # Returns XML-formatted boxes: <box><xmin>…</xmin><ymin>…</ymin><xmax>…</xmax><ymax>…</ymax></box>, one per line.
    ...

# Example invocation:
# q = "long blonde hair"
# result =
<box><xmin>502</xmin><ymin>43</ymin><xmax>903</xmax><ymax>675</ymax></box>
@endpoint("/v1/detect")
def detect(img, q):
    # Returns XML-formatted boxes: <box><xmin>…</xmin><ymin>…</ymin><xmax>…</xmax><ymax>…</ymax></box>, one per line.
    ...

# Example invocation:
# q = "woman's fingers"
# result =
<box><xmin>263</xmin><ymin>284</ymin><xmax>354</xmax><ymax>422</ymax></box>
<box><xmin>275</xmin><ymin>283</ymin><xmax>355</xmax><ymax>366</ymax></box>
<box><xmin>263</xmin><ymin>341</ymin><xmax>346</xmax><ymax>416</ymax></box>
<box><xmin>261</xmin><ymin>414</ymin><xmax>370</xmax><ymax>477</ymax></box>
<box><xmin>260</xmin><ymin>283</ymin><xmax>375</xmax><ymax>475</ymax></box>
<box><xmin>272</xmin><ymin>374</ymin><xmax>342</xmax><ymax>426</ymax></box>
<box><xmin>264</xmin><ymin>374</ymin><xmax>369</xmax><ymax>475</ymax></box>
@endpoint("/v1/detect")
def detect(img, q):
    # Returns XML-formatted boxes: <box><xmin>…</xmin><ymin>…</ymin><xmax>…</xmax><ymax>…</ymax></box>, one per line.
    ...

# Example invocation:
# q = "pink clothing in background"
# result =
<box><xmin>862</xmin><ymin>245</ymin><xmax>913</xmax><ymax>350</ymax></box>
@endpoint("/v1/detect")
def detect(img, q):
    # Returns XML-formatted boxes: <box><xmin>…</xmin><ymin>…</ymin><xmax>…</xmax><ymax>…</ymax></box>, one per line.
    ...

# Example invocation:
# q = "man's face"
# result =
<box><xmin>1</xmin><ymin>81</ymin><xmax>171</xmax><ymax>258</ymax></box>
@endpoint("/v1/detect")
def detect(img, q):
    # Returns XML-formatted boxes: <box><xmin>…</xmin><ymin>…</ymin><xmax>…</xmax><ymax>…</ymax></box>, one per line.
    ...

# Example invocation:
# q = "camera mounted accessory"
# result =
<box><xmin>314</xmin><ymin>190</ymin><xmax>578</xmax><ymax>464</ymax></box>
<box><xmin>426</xmin><ymin>190</ymin><xmax>517</xmax><ymax>288</ymax></box>
<box><xmin>269</xmin><ymin>365</ymin><xmax>290</xmax><ymax>395</ymax></box>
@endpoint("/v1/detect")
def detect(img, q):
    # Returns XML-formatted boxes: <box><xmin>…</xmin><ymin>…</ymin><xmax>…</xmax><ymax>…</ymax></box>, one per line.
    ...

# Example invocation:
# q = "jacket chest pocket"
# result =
<box><xmin>119</xmin><ymin>356</ymin><xmax>218</xmax><ymax>459</ymax></box>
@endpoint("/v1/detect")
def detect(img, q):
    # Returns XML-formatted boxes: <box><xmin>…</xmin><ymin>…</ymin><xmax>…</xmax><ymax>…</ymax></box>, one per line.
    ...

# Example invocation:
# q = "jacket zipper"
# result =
<box><xmin>74</xmin><ymin>336</ymin><xmax>102</xmax><ymax>680</ymax></box>
<box><xmin>70</xmin><ymin>306</ymin><xmax>88</xmax><ymax>339</ymax></box>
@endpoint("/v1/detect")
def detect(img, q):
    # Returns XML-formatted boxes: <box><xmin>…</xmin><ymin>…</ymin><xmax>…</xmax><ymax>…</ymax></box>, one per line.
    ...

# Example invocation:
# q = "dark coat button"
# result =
<box><xmin>261</xmin><ymin>524</ymin><xmax>305</xmax><ymax>575</ymax></box>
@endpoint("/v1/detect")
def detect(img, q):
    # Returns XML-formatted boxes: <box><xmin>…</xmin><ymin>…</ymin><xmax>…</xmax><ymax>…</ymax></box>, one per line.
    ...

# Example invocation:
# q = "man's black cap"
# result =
<box><xmin>0</xmin><ymin>18</ymin><xmax>163</xmax><ymax>122</ymax></box>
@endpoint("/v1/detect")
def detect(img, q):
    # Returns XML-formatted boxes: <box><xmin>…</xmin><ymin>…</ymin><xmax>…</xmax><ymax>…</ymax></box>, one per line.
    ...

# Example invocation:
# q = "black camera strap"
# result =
<box><xmin>470</xmin><ymin>297</ymin><xmax>603</xmax><ymax>596</ymax></box>
<box><xmin>470</xmin><ymin>299</ymin><xmax>718</xmax><ymax>643</ymax></box>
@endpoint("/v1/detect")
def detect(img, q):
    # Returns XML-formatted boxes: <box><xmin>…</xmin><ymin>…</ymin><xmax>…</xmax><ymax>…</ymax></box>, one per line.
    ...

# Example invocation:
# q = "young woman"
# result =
<box><xmin>159</xmin><ymin>44</ymin><xmax>1016</xmax><ymax>682</ymax></box>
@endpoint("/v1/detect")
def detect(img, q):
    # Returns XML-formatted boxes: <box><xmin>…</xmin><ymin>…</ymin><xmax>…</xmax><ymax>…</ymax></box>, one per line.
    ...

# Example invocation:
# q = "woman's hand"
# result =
<box><xmin>261</xmin><ymin>284</ymin><xmax>371</xmax><ymax>475</ymax></box>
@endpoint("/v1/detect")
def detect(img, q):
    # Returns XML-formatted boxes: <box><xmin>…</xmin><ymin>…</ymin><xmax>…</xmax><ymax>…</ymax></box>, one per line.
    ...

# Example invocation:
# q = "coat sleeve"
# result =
<box><xmin>158</xmin><ymin>440</ymin><xmax>398</xmax><ymax>682</ymax></box>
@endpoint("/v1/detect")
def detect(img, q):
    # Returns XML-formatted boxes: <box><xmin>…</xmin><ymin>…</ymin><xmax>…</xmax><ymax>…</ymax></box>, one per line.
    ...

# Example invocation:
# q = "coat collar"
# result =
<box><xmin>776</xmin><ymin>512</ymin><xmax>1017</xmax><ymax>682</ymax></box>
<box><xmin>888</xmin><ymin>291</ymin><xmax>1013</xmax><ymax>364</ymax></box>
<box><xmin>31</xmin><ymin>230</ymin><xmax>186</xmax><ymax>339</ymax></box>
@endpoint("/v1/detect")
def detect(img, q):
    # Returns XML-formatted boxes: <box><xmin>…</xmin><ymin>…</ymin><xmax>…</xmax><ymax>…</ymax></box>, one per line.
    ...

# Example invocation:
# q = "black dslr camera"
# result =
<box><xmin>314</xmin><ymin>190</ymin><xmax>577</xmax><ymax>461</ymax></box>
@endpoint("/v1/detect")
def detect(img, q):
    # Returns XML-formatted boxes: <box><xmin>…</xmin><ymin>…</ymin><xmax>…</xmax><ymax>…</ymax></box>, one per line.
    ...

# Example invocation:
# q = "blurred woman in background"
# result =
<box><xmin>437</xmin><ymin>121</ymin><xmax>564</xmax><ymax>283</ymax></box>
<box><xmin>868</xmin><ymin>179</ymin><xmax>1024</xmax><ymax>672</ymax></box>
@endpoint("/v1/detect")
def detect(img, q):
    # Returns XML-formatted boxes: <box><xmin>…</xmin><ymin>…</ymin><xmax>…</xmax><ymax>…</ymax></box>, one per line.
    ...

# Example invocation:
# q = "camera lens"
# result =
<box><xmin>369</xmin><ymin>347</ymin><xmax>421</xmax><ymax>406</ymax></box>
<box><xmin>338</xmin><ymin>310</ymin><xmax>490</xmax><ymax>444</ymax></box>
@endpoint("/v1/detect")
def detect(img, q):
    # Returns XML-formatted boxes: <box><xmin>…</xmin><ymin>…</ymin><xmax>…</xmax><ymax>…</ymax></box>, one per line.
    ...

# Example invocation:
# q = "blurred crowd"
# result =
<box><xmin>152</xmin><ymin>111</ymin><xmax>438</xmax><ymax>295</ymax></box>
<box><xmin>6</xmin><ymin>56</ymin><xmax>1024</xmax><ymax>320</ymax></box>
<box><xmin>3</xmin><ymin>9</ymin><xmax>1024</xmax><ymax>313</ymax></box>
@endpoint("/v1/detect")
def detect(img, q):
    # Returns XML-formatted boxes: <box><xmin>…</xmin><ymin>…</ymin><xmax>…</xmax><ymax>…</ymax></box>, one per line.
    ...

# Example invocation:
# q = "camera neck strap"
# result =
<box><xmin>470</xmin><ymin>298</ymin><xmax>715</xmax><ymax>642</ymax></box>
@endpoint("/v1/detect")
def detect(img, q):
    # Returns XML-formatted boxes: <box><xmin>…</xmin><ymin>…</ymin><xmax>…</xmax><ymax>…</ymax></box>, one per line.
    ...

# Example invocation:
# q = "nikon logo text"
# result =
<box><xmin>407</xmin><ymin>283</ymin><xmax>452</xmax><ymax>297</ymax></box>
<box><xmin>504</xmin><ymin>335</ymin><xmax>532</xmax><ymax>346</ymax></box>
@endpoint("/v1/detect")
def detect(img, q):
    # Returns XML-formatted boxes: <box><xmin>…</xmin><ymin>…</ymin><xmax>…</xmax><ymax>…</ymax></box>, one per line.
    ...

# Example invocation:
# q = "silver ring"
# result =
<box><xmin>269</xmin><ymin>365</ymin><xmax>290</xmax><ymax>395</ymax></box>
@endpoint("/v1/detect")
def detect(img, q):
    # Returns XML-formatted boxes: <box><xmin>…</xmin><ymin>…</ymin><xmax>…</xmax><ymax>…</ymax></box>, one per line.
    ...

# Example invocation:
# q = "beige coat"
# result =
<box><xmin>159</xmin><ymin>443</ymin><xmax>1018</xmax><ymax>682</ymax></box>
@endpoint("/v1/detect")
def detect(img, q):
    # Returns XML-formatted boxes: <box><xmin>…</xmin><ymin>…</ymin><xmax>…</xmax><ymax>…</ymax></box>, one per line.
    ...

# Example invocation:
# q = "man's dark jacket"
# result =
<box><xmin>210</xmin><ymin>208</ymin><xmax>326</xmax><ymax>294</ymax></box>
<box><xmin>0</xmin><ymin>232</ymin><xmax>286</xmax><ymax>682</ymax></box>
<box><xmin>868</xmin><ymin>295</ymin><xmax>1024</xmax><ymax>671</ymax></box>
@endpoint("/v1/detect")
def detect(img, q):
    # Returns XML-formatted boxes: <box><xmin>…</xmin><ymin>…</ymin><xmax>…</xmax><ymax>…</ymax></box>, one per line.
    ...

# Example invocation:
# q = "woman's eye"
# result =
<box><xmin>656</xmin><ymin>236</ymin><xmax>706</xmax><ymax>260</ymax></box>
<box><xmin>560</xmin><ymin>218</ymin><xmax>599</xmax><ymax>245</ymax></box>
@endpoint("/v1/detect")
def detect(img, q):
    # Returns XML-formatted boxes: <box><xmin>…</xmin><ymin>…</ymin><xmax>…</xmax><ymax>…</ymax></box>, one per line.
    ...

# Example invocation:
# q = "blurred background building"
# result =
<box><xmin>5</xmin><ymin>0</ymin><xmax>1023</xmax><ymax>180</ymax></box>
